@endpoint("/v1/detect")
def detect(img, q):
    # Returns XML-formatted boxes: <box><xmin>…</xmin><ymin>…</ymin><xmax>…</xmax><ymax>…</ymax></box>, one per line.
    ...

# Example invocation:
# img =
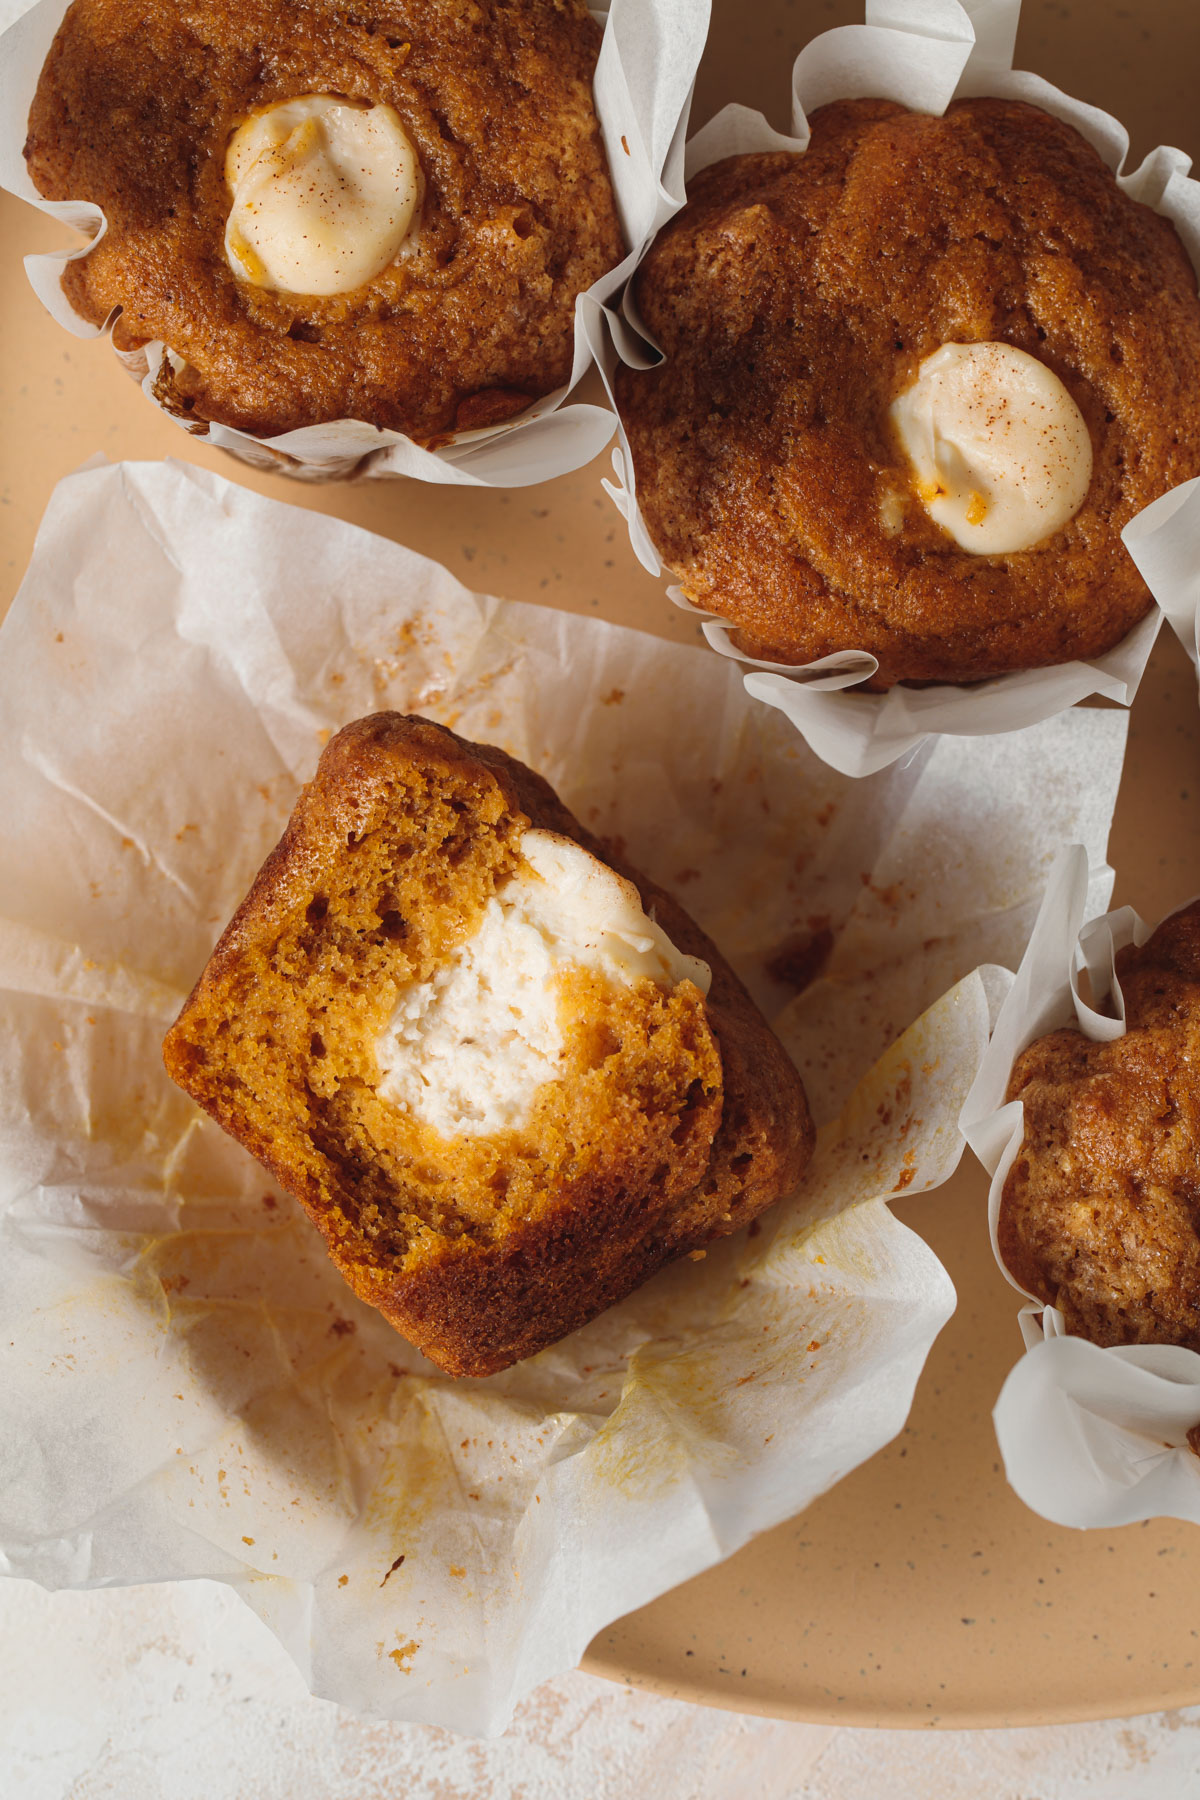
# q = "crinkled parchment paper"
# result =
<box><xmin>962</xmin><ymin>846</ymin><xmax>1200</xmax><ymax>1529</ymax></box>
<box><xmin>0</xmin><ymin>462</ymin><xmax>1127</xmax><ymax>1733</ymax></box>
<box><xmin>0</xmin><ymin>0</ymin><xmax>708</xmax><ymax>484</ymax></box>
<box><xmin>586</xmin><ymin>0</ymin><xmax>1200</xmax><ymax>777</ymax></box>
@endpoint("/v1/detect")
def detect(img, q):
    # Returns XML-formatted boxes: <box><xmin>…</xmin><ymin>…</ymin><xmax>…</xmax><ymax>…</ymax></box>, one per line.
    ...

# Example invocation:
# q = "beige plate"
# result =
<box><xmin>2</xmin><ymin>0</ymin><xmax>1200</xmax><ymax>1732</ymax></box>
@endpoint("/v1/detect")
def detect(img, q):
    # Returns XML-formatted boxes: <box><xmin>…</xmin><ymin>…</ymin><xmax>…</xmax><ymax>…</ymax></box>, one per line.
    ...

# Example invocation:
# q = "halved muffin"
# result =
<box><xmin>163</xmin><ymin>715</ymin><xmax>814</xmax><ymax>1375</ymax></box>
<box><xmin>615</xmin><ymin>98</ymin><xmax>1200</xmax><ymax>687</ymax></box>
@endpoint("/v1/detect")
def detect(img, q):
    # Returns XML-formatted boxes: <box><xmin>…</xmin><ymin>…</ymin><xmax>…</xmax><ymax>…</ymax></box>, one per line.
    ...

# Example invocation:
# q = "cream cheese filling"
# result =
<box><xmin>224</xmin><ymin>96</ymin><xmax>420</xmax><ymax>296</ymax></box>
<box><xmin>374</xmin><ymin>830</ymin><xmax>711</xmax><ymax>1139</ymax></box>
<box><xmin>888</xmin><ymin>342</ymin><xmax>1093</xmax><ymax>555</ymax></box>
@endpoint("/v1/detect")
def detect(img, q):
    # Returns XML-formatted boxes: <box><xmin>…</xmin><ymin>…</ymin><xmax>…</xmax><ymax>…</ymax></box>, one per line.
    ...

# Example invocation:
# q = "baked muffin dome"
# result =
<box><xmin>615</xmin><ymin>98</ymin><xmax>1200</xmax><ymax>689</ymax></box>
<box><xmin>162</xmin><ymin>714</ymin><xmax>814</xmax><ymax>1377</ymax></box>
<box><xmin>25</xmin><ymin>0</ymin><xmax>624</xmax><ymax>440</ymax></box>
<box><xmin>1002</xmin><ymin>901</ymin><xmax>1200</xmax><ymax>1350</ymax></box>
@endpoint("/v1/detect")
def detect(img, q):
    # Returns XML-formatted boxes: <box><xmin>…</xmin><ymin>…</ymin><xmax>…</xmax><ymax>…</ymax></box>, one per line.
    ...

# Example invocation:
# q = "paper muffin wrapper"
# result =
<box><xmin>0</xmin><ymin>459</ymin><xmax>1129</xmax><ymax>1733</ymax></box>
<box><xmin>961</xmin><ymin>845</ymin><xmax>1200</xmax><ymax>1529</ymax></box>
<box><xmin>1124</xmin><ymin>474</ymin><xmax>1200</xmax><ymax>692</ymax></box>
<box><xmin>585</xmin><ymin>0</ymin><xmax>1200</xmax><ymax>777</ymax></box>
<box><xmin>0</xmin><ymin>0</ymin><xmax>709</xmax><ymax>485</ymax></box>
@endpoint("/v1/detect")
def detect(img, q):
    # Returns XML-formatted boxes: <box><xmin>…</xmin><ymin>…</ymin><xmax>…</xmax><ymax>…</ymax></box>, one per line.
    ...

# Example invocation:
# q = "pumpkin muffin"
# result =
<box><xmin>1001</xmin><ymin>901</ymin><xmax>1200</xmax><ymax>1349</ymax></box>
<box><xmin>615</xmin><ymin>97</ymin><xmax>1200</xmax><ymax>689</ymax></box>
<box><xmin>25</xmin><ymin>0</ymin><xmax>623</xmax><ymax>441</ymax></box>
<box><xmin>162</xmin><ymin>715</ymin><xmax>814</xmax><ymax>1377</ymax></box>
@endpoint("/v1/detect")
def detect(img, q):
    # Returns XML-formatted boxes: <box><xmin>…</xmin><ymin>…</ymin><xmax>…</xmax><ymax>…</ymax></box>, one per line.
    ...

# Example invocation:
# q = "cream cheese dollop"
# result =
<box><xmin>224</xmin><ymin>96</ymin><xmax>420</xmax><ymax>296</ymax></box>
<box><xmin>888</xmin><ymin>342</ymin><xmax>1093</xmax><ymax>555</ymax></box>
<box><xmin>374</xmin><ymin>830</ymin><xmax>711</xmax><ymax>1139</ymax></box>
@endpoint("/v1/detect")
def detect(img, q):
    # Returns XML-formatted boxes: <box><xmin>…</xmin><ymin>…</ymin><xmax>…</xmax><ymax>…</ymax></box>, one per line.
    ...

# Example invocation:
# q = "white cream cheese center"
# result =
<box><xmin>224</xmin><ymin>96</ymin><xmax>420</xmax><ymax>296</ymax></box>
<box><xmin>374</xmin><ymin>830</ymin><xmax>711</xmax><ymax>1139</ymax></box>
<box><xmin>888</xmin><ymin>342</ymin><xmax>1093</xmax><ymax>555</ymax></box>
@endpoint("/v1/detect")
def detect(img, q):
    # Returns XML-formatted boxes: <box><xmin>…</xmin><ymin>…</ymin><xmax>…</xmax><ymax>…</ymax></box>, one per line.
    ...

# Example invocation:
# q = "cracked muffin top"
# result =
<box><xmin>615</xmin><ymin>98</ymin><xmax>1200</xmax><ymax>688</ymax></box>
<box><xmin>26</xmin><ymin>0</ymin><xmax>623</xmax><ymax>441</ymax></box>
<box><xmin>1002</xmin><ymin>901</ymin><xmax>1200</xmax><ymax>1349</ymax></box>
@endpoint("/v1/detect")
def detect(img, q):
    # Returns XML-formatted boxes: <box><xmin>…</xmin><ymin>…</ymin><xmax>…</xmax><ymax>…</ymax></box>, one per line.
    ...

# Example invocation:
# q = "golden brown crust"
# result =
<box><xmin>615</xmin><ymin>97</ymin><xmax>1200</xmax><ymax>688</ymax></box>
<box><xmin>1001</xmin><ymin>901</ymin><xmax>1200</xmax><ymax>1349</ymax></box>
<box><xmin>26</xmin><ymin>0</ymin><xmax>623</xmax><ymax>440</ymax></box>
<box><xmin>163</xmin><ymin>715</ymin><xmax>814</xmax><ymax>1375</ymax></box>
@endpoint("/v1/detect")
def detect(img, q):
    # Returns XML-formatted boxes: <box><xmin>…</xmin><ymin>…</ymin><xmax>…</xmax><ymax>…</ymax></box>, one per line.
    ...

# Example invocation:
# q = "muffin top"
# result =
<box><xmin>1001</xmin><ymin>901</ymin><xmax>1200</xmax><ymax>1350</ymax></box>
<box><xmin>25</xmin><ymin>0</ymin><xmax>623</xmax><ymax>440</ymax></box>
<box><xmin>615</xmin><ymin>97</ymin><xmax>1200</xmax><ymax>688</ymax></box>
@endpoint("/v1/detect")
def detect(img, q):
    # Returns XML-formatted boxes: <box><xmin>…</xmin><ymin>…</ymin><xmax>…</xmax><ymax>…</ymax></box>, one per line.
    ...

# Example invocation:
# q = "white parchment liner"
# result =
<box><xmin>586</xmin><ymin>0</ymin><xmax>1200</xmax><ymax>777</ymax></box>
<box><xmin>962</xmin><ymin>845</ymin><xmax>1200</xmax><ymax>1528</ymax></box>
<box><xmin>1124</xmin><ymin>474</ymin><xmax>1200</xmax><ymax>693</ymax></box>
<box><xmin>0</xmin><ymin>461</ymin><xmax>1128</xmax><ymax>1734</ymax></box>
<box><xmin>0</xmin><ymin>0</ymin><xmax>709</xmax><ymax>484</ymax></box>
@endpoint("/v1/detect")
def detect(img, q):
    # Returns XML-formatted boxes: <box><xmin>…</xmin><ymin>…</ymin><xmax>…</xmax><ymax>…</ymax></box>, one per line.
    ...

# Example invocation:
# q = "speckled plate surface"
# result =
<box><xmin>585</xmin><ymin>0</ymin><xmax>1200</xmax><ymax>1727</ymax></box>
<box><xmin>3</xmin><ymin>0</ymin><xmax>1200</xmax><ymax>1732</ymax></box>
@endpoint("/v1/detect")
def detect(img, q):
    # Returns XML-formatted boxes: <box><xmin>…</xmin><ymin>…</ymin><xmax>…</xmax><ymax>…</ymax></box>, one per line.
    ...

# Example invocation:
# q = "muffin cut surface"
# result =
<box><xmin>163</xmin><ymin>715</ymin><xmax>814</xmax><ymax>1376</ymax></box>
